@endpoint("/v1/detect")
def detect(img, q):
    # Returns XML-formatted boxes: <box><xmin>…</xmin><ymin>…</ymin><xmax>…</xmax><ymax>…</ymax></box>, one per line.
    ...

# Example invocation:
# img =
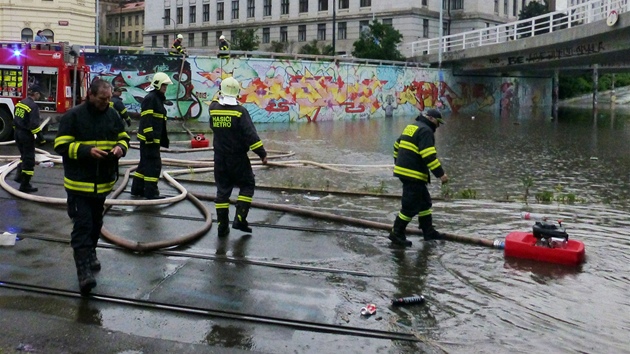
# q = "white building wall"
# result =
<box><xmin>143</xmin><ymin>0</ymin><xmax>540</xmax><ymax>55</ymax></box>
<box><xmin>0</xmin><ymin>0</ymin><xmax>96</xmax><ymax>45</ymax></box>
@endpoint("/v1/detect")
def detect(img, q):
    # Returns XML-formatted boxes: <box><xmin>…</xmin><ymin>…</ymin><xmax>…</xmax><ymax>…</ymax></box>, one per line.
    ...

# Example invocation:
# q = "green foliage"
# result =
<box><xmin>268</xmin><ymin>41</ymin><xmax>288</xmax><ymax>53</ymax></box>
<box><xmin>352</xmin><ymin>20</ymin><xmax>405</xmax><ymax>61</ymax></box>
<box><xmin>360</xmin><ymin>181</ymin><xmax>387</xmax><ymax>194</ymax></box>
<box><xmin>535</xmin><ymin>190</ymin><xmax>554</xmax><ymax>203</ymax></box>
<box><xmin>99</xmin><ymin>36</ymin><xmax>131</xmax><ymax>47</ymax></box>
<box><xmin>232</xmin><ymin>28</ymin><xmax>260</xmax><ymax>51</ymax></box>
<box><xmin>559</xmin><ymin>73</ymin><xmax>630</xmax><ymax>99</ymax></box>
<box><xmin>518</xmin><ymin>0</ymin><xmax>548</xmax><ymax>20</ymax></box>
<box><xmin>459</xmin><ymin>188</ymin><xmax>477</xmax><ymax>199</ymax></box>
<box><xmin>521</xmin><ymin>175</ymin><xmax>534</xmax><ymax>204</ymax></box>
<box><xmin>441</xmin><ymin>184</ymin><xmax>453</xmax><ymax>200</ymax></box>
<box><xmin>299</xmin><ymin>40</ymin><xmax>335</xmax><ymax>56</ymax></box>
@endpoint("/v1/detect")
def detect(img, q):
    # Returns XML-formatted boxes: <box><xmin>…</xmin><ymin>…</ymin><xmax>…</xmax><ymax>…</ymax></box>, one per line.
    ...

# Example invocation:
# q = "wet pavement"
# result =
<box><xmin>1</xmin><ymin>107</ymin><xmax>630</xmax><ymax>353</ymax></box>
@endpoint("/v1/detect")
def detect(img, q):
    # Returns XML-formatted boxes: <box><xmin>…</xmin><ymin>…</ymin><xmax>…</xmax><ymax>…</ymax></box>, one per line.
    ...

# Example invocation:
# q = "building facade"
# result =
<box><xmin>104</xmin><ymin>1</ymin><xmax>145</xmax><ymax>46</ymax></box>
<box><xmin>143</xmin><ymin>0</ymin><xmax>540</xmax><ymax>55</ymax></box>
<box><xmin>0</xmin><ymin>0</ymin><xmax>96</xmax><ymax>45</ymax></box>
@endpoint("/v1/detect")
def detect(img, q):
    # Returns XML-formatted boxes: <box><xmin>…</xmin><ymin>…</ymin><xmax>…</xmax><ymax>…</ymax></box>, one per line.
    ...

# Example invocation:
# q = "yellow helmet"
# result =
<box><xmin>220</xmin><ymin>77</ymin><xmax>240</xmax><ymax>97</ymax></box>
<box><xmin>150</xmin><ymin>72</ymin><xmax>173</xmax><ymax>90</ymax></box>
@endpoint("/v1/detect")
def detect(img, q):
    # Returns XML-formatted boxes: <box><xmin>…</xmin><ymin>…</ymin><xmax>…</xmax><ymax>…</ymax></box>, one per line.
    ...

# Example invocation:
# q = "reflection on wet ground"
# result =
<box><xmin>1</xmin><ymin>106</ymin><xmax>630</xmax><ymax>353</ymax></box>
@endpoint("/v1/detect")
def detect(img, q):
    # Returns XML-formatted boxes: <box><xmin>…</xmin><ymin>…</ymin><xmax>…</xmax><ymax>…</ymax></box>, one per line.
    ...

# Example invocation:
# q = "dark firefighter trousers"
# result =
<box><xmin>134</xmin><ymin>142</ymin><xmax>162</xmax><ymax>196</ymax></box>
<box><xmin>67</xmin><ymin>193</ymin><xmax>106</xmax><ymax>251</ymax></box>
<box><xmin>399</xmin><ymin>178</ymin><xmax>433</xmax><ymax>220</ymax></box>
<box><xmin>15</xmin><ymin>128</ymin><xmax>35</xmax><ymax>177</ymax></box>
<box><xmin>214</xmin><ymin>153</ymin><xmax>255</xmax><ymax>204</ymax></box>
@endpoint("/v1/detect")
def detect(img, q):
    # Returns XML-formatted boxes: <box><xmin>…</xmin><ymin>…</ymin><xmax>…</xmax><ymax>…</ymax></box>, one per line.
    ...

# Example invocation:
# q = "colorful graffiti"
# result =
<box><xmin>85</xmin><ymin>54</ymin><xmax>552</xmax><ymax>123</ymax></box>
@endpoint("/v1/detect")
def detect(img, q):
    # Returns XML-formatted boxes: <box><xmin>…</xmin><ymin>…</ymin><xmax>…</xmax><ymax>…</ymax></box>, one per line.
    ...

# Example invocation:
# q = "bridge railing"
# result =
<box><xmin>399</xmin><ymin>0</ymin><xmax>629</xmax><ymax>58</ymax></box>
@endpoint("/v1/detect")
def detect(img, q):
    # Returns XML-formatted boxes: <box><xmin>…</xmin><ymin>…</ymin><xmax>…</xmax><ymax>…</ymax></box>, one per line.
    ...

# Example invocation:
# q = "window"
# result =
<box><xmin>280</xmin><ymin>26</ymin><xmax>288</xmax><ymax>42</ymax></box>
<box><xmin>299</xmin><ymin>0</ymin><xmax>308</xmax><ymax>13</ymax></box>
<box><xmin>21</xmin><ymin>28</ymin><xmax>33</xmax><ymax>42</ymax></box>
<box><xmin>513</xmin><ymin>0</ymin><xmax>518</xmax><ymax>16</ymax></box>
<box><xmin>232</xmin><ymin>0</ymin><xmax>239</xmax><ymax>19</ymax></box>
<box><xmin>317</xmin><ymin>23</ymin><xmax>326</xmax><ymax>40</ymax></box>
<box><xmin>281</xmin><ymin>0</ymin><xmax>289</xmax><ymax>15</ymax></box>
<box><xmin>121</xmin><ymin>17</ymin><xmax>125</xmax><ymax>27</ymax></box>
<box><xmin>190</xmin><ymin>6</ymin><xmax>197</xmax><ymax>23</ymax></box>
<box><xmin>216</xmin><ymin>31</ymin><xmax>223</xmax><ymax>45</ymax></box>
<box><xmin>217</xmin><ymin>2</ymin><xmax>224</xmax><ymax>21</ymax></box>
<box><xmin>41</xmin><ymin>29</ymin><xmax>54</xmax><ymax>42</ymax></box>
<box><xmin>128</xmin><ymin>16</ymin><xmax>132</xmax><ymax>26</ymax></box>
<box><xmin>163</xmin><ymin>35</ymin><xmax>169</xmax><ymax>48</ymax></box>
<box><xmin>262</xmin><ymin>27</ymin><xmax>270</xmax><ymax>43</ymax></box>
<box><xmin>152</xmin><ymin>35</ymin><xmax>157</xmax><ymax>47</ymax></box>
<box><xmin>135</xmin><ymin>30</ymin><xmax>139</xmax><ymax>42</ymax></box>
<box><xmin>422</xmin><ymin>0</ymin><xmax>427</xmax><ymax>5</ymax></box>
<box><xmin>188</xmin><ymin>33</ymin><xmax>194</xmax><ymax>47</ymax></box>
<box><xmin>360</xmin><ymin>20</ymin><xmax>369</xmax><ymax>33</ymax></box>
<box><xmin>494</xmin><ymin>0</ymin><xmax>499</xmax><ymax>13</ymax></box>
<box><xmin>115</xmin><ymin>18</ymin><xmax>119</xmax><ymax>28</ymax></box>
<box><xmin>382</xmin><ymin>18</ymin><xmax>392</xmax><ymax>27</ymax></box>
<box><xmin>135</xmin><ymin>15</ymin><xmax>139</xmax><ymax>25</ymax></box>
<box><xmin>203</xmin><ymin>4</ymin><xmax>210</xmax><ymax>22</ymax></box>
<box><xmin>202</xmin><ymin>32</ymin><xmax>208</xmax><ymax>46</ymax></box>
<box><xmin>298</xmin><ymin>25</ymin><xmax>306</xmax><ymax>41</ymax></box>
<box><xmin>423</xmin><ymin>19</ymin><xmax>429</xmax><ymax>38</ymax></box>
<box><xmin>318</xmin><ymin>0</ymin><xmax>327</xmax><ymax>11</ymax></box>
<box><xmin>121</xmin><ymin>32</ymin><xmax>125</xmax><ymax>40</ymax></box>
<box><xmin>338</xmin><ymin>22</ymin><xmax>347</xmax><ymax>40</ymax></box>
<box><xmin>247</xmin><ymin>0</ymin><xmax>255</xmax><ymax>17</ymax></box>
<box><xmin>339</xmin><ymin>0</ymin><xmax>348</xmax><ymax>9</ymax></box>
<box><xmin>128</xmin><ymin>31</ymin><xmax>132</xmax><ymax>40</ymax></box>
<box><xmin>264</xmin><ymin>0</ymin><xmax>271</xmax><ymax>16</ymax></box>
<box><xmin>360</xmin><ymin>0</ymin><xmax>371</xmax><ymax>6</ymax></box>
<box><xmin>504</xmin><ymin>0</ymin><xmax>508</xmax><ymax>15</ymax></box>
<box><xmin>177</xmin><ymin>7</ymin><xmax>183</xmax><ymax>24</ymax></box>
<box><xmin>452</xmin><ymin>0</ymin><xmax>463</xmax><ymax>10</ymax></box>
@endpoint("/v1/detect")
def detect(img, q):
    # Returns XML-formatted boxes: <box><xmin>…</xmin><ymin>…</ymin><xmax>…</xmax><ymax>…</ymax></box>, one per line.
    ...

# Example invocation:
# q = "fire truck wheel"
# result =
<box><xmin>0</xmin><ymin>107</ymin><xmax>14</xmax><ymax>142</ymax></box>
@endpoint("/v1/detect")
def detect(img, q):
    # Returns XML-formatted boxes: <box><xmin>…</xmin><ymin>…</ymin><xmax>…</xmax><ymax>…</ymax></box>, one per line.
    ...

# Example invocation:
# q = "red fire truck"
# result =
<box><xmin>0</xmin><ymin>41</ymin><xmax>90</xmax><ymax>141</ymax></box>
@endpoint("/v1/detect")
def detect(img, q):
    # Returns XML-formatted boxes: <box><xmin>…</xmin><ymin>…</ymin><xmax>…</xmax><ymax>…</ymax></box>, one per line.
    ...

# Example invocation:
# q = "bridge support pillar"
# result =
<box><xmin>553</xmin><ymin>70</ymin><xmax>559</xmax><ymax>120</ymax></box>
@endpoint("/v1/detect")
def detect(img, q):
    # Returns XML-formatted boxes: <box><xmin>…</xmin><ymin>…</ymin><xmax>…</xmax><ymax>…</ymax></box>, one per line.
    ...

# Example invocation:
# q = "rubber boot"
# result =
<box><xmin>419</xmin><ymin>214</ymin><xmax>443</xmax><ymax>241</ymax></box>
<box><xmin>388</xmin><ymin>215</ymin><xmax>412</xmax><ymax>247</ymax></box>
<box><xmin>232</xmin><ymin>202</ymin><xmax>252</xmax><ymax>233</ymax></box>
<box><xmin>19</xmin><ymin>175</ymin><xmax>38</xmax><ymax>193</ymax></box>
<box><xmin>130</xmin><ymin>176</ymin><xmax>144</xmax><ymax>197</ymax></box>
<box><xmin>144</xmin><ymin>181</ymin><xmax>164</xmax><ymax>199</ymax></box>
<box><xmin>216</xmin><ymin>208</ymin><xmax>230</xmax><ymax>238</ymax></box>
<box><xmin>89</xmin><ymin>248</ymin><xmax>101</xmax><ymax>271</ymax></box>
<box><xmin>13</xmin><ymin>163</ymin><xmax>22</xmax><ymax>183</ymax></box>
<box><xmin>73</xmin><ymin>249</ymin><xmax>96</xmax><ymax>295</ymax></box>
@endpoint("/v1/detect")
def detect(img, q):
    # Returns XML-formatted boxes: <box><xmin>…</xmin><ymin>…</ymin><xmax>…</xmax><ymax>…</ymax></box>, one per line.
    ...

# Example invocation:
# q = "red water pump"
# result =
<box><xmin>191</xmin><ymin>134</ymin><xmax>209</xmax><ymax>148</ymax></box>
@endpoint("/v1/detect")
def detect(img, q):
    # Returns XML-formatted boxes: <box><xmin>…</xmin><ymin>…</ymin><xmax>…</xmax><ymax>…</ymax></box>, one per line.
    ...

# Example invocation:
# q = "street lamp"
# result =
<box><xmin>332</xmin><ymin>0</ymin><xmax>336</xmax><ymax>55</ymax></box>
<box><xmin>162</xmin><ymin>16</ymin><xmax>176</xmax><ymax>44</ymax></box>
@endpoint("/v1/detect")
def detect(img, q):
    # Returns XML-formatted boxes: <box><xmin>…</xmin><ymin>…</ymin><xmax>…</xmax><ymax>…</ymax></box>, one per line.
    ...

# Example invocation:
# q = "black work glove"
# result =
<box><xmin>125</xmin><ymin>118</ymin><xmax>132</xmax><ymax>127</ymax></box>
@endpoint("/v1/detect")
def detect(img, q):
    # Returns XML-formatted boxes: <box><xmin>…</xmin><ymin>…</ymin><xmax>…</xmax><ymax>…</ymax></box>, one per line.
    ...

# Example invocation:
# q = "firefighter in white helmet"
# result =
<box><xmin>218</xmin><ymin>35</ymin><xmax>229</xmax><ymax>59</ymax></box>
<box><xmin>169</xmin><ymin>33</ymin><xmax>186</xmax><ymax>56</ymax></box>
<box><xmin>131</xmin><ymin>72</ymin><xmax>173</xmax><ymax>199</ymax></box>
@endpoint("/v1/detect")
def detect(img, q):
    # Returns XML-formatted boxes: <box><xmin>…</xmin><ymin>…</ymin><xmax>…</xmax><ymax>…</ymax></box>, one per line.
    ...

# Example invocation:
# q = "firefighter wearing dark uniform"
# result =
<box><xmin>110</xmin><ymin>86</ymin><xmax>132</xmax><ymax>127</ymax></box>
<box><xmin>388</xmin><ymin>109</ymin><xmax>449</xmax><ymax>247</ymax></box>
<box><xmin>218</xmin><ymin>35</ymin><xmax>230</xmax><ymax>59</ymax></box>
<box><xmin>130</xmin><ymin>72</ymin><xmax>172</xmax><ymax>199</ymax></box>
<box><xmin>54</xmin><ymin>79</ymin><xmax>130</xmax><ymax>294</ymax></box>
<box><xmin>13</xmin><ymin>85</ymin><xmax>43</xmax><ymax>193</ymax></box>
<box><xmin>169</xmin><ymin>34</ymin><xmax>186</xmax><ymax>56</ymax></box>
<box><xmin>209</xmin><ymin>77</ymin><xmax>268</xmax><ymax>237</ymax></box>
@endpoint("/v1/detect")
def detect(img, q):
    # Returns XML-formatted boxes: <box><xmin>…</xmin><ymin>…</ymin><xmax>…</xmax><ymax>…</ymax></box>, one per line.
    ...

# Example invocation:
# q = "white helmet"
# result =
<box><xmin>219</xmin><ymin>35</ymin><xmax>226</xmax><ymax>40</ymax></box>
<box><xmin>148</xmin><ymin>72</ymin><xmax>173</xmax><ymax>91</ymax></box>
<box><xmin>219</xmin><ymin>77</ymin><xmax>240</xmax><ymax>105</ymax></box>
<box><xmin>177</xmin><ymin>34</ymin><xmax>183</xmax><ymax>40</ymax></box>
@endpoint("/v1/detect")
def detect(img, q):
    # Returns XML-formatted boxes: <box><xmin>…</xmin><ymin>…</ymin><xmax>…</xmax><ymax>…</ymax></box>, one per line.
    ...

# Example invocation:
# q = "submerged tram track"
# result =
<box><xmin>0</xmin><ymin>280</ymin><xmax>422</xmax><ymax>343</ymax></box>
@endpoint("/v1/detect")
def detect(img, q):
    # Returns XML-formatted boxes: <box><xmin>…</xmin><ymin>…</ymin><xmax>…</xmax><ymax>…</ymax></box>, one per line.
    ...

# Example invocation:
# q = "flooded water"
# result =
<box><xmin>241</xmin><ymin>106</ymin><xmax>630</xmax><ymax>353</ymax></box>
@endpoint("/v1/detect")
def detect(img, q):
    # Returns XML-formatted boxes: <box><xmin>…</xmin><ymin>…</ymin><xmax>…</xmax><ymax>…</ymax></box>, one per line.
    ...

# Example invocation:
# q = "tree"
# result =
<box><xmin>268</xmin><ymin>41</ymin><xmax>287</xmax><ymax>53</ymax></box>
<box><xmin>231</xmin><ymin>28</ymin><xmax>260</xmax><ymax>51</ymax></box>
<box><xmin>298</xmin><ymin>39</ymin><xmax>334</xmax><ymax>56</ymax></box>
<box><xmin>517</xmin><ymin>0</ymin><xmax>549</xmax><ymax>38</ymax></box>
<box><xmin>352</xmin><ymin>20</ymin><xmax>405</xmax><ymax>61</ymax></box>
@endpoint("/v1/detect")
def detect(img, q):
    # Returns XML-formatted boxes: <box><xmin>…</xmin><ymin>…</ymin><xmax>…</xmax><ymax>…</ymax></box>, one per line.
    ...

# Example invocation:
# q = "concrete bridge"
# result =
<box><xmin>400</xmin><ymin>0</ymin><xmax>630</xmax><ymax>76</ymax></box>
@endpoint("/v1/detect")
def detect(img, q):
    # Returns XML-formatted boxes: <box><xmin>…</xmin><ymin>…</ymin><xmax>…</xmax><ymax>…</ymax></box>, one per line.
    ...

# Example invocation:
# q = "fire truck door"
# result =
<box><xmin>28</xmin><ymin>66</ymin><xmax>58</xmax><ymax>112</ymax></box>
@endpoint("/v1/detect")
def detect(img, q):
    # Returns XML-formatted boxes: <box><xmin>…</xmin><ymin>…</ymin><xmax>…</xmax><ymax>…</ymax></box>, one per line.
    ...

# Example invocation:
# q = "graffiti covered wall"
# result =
<box><xmin>86</xmin><ymin>54</ymin><xmax>551</xmax><ymax>122</ymax></box>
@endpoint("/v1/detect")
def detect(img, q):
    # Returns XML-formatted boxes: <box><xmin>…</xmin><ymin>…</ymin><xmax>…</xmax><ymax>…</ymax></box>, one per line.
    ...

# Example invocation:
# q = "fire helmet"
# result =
<box><xmin>150</xmin><ymin>72</ymin><xmax>173</xmax><ymax>90</ymax></box>
<box><xmin>177</xmin><ymin>34</ymin><xmax>183</xmax><ymax>40</ymax></box>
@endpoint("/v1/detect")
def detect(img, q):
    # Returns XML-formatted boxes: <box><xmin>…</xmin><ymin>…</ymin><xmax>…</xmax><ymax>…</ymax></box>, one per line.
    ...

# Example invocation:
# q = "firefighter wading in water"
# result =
<box><xmin>388</xmin><ymin>109</ymin><xmax>449</xmax><ymax>247</ymax></box>
<box><xmin>13</xmin><ymin>85</ymin><xmax>44</xmax><ymax>193</ymax></box>
<box><xmin>131</xmin><ymin>72</ymin><xmax>172</xmax><ymax>199</ymax></box>
<box><xmin>209</xmin><ymin>77</ymin><xmax>267</xmax><ymax>237</ymax></box>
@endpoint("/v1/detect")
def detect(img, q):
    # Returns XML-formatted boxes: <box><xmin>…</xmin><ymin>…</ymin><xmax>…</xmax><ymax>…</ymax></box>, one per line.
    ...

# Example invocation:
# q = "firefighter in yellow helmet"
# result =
<box><xmin>169</xmin><ymin>34</ymin><xmax>187</xmax><ymax>56</ymax></box>
<box><xmin>131</xmin><ymin>72</ymin><xmax>173</xmax><ymax>199</ymax></box>
<box><xmin>209</xmin><ymin>77</ymin><xmax>267</xmax><ymax>237</ymax></box>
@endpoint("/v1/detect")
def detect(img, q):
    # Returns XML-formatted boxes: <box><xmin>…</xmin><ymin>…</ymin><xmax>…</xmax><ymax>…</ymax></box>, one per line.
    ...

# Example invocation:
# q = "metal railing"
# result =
<box><xmin>399</xmin><ymin>0</ymin><xmax>629</xmax><ymax>58</ymax></box>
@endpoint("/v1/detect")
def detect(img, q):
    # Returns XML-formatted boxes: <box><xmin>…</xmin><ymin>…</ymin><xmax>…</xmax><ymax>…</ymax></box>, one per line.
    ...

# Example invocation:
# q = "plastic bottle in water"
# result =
<box><xmin>521</xmin><ymin>212</ymin><xmax>547</xmax><ymax>221</ymax></box>
<box><xmin>40</xmin><ymin>161</ymin><xmax>54</xmax><ymax>168</ymax></box>
<box><xmin>392</xmin><ymin>295</ymin><xmax>425</xmax><ymax>306</ymax></box>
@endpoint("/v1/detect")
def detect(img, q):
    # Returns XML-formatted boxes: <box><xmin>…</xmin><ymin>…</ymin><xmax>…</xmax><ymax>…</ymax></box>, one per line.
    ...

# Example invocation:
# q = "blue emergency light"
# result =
<box><xmin>13</xmin><ymin>49</ymin><xmax>22</xmax><ymax>57</ymax></box>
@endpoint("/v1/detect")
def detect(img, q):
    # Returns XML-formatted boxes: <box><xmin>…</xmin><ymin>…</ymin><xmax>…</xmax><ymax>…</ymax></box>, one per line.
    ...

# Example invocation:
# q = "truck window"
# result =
<box><xmin>28</xmin><ymin>66</ymin><xmax>58</xmax><ymax>112</ymax></box>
